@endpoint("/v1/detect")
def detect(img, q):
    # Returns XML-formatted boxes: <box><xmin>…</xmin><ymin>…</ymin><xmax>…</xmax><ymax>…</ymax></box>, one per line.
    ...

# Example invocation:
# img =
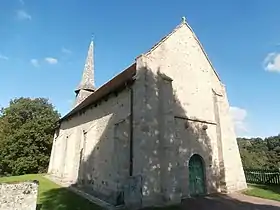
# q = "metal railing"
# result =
<box><xmin>244</xmin><ymin>169</ymin><xmax>280</xmax><ymax>185</ymax></box>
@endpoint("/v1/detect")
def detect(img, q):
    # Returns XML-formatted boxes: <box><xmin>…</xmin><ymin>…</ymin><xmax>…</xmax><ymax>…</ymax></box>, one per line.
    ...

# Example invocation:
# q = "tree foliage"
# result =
<box><xmin>0</xmin><ymin>97</ymin><xmax>60</xmax><ymax>176</ymax></box>
<box><xmin>238</xmin><ymin>135</ymin><xmax>280</xmax><ymax>170</ymax></box>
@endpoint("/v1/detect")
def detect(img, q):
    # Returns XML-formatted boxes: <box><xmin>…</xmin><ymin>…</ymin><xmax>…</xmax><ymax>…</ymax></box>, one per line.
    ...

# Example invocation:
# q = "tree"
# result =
<box><xmin>237</xmin><ymin>138</ymin><xmax>268</xmax><ymax>169</ymax></box>
<box><xmin>0</xmin><ymin>97</ymin><xmax>60</xmax><ymax>176</ymax></box>
<box><xmin>237</xmin><ymin>136</ymin><xmax>280</xmax><ymax>170</ymax></box>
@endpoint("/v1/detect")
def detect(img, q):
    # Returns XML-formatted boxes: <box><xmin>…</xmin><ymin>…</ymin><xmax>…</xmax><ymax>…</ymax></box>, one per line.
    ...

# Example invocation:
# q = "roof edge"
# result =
<box><xmin>144</xmin><ymin>21</ymin><xmax>185</xmax><ymax>57</ymax></box>
<box><xmin>143</xmin><ymin>18</ymin><xmax>221</xmax><ymax>82</ymax></box>
<box><xmin>59</xmin><ymin>63</ymin><xmax>136</xmax><ymax>122</ymax></box>
<box><xmin>184</xmin><ymin>21</ymin><xmax>221</xmax><ymax>82</ymax></box>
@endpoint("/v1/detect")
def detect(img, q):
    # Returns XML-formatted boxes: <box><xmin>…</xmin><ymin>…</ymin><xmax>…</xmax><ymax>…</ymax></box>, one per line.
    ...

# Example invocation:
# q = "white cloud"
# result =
<box><xmin>45</xmin><ymin>57</ymin><xmax>58</xmax><ymax>64</ymax></box>
<box><xmin>62</xmin><ymin>47</ymin><xmax>72</xmax><ymax>54</ymax></box>
<box><xmin>263</xmin><ymin>52</ymin><xmax>280</xmax><ymax>73</ymax></box>
<box><xmin>16</xmin><ymin>10</ymin><xmax>31</xmax><ymax>20</ymax></box>
<box><xmin>229</xmin><ymin>106</ymin><xmax>248</xmax><ymax>136</ymax></box>
<box><xmin>67</xmin><ymin>99</ymin><xmax>74</xmax><ymax>105</ymax></box>
<box><xmin>0</xmin><ymin>54</ymin><xmax>9</xmax><ymax>60</ymax></box>
<box><xmin>30</xmin><ymin>59</ymin><xmax>39</xmax><ymax>67</ymax></box>
<box><xmin>19</xmin><ymin>0</ymin><xmax>25</xmax><ymax>5</ymax></box>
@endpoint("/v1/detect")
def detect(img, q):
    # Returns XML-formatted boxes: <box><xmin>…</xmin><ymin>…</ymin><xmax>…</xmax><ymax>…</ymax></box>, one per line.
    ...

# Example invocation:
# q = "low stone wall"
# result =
<box><xmin>0</xmin><ymin>180</ymin><xmax>39</xmax><ymax>210</ymax></box>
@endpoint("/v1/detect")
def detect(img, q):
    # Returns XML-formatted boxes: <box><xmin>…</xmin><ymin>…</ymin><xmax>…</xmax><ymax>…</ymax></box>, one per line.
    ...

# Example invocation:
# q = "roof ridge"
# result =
<box><xmin>185</xmin><ymin>21</ymin><xmax>221</xmax><ymax>81</ymax></box>
<box><xmin>143</xmin><ymin>17</ymin><xmax>221</xmax><ymax>81</ymax></box>
<box><xmin>144</xmin><ymin>20</ymin><xmax>186</xmax><ymax>57</ymax></box>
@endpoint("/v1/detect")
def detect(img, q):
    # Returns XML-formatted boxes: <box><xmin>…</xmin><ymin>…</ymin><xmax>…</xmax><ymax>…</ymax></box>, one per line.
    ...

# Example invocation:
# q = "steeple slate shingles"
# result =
<box><xmin>75</xmin><ymin>40</ymin><xmax>95</xmax><ymax>93</ymax></box>
<box><xmin>74</xmin><ymin>40</ymin><xmax>95</xmax><ymax>107</ymax></box>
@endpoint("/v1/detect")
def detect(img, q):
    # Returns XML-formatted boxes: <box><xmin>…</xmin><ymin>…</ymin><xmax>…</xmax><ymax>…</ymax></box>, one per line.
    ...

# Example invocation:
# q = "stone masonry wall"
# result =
<box><xmin>132</xmin><ymin>22</ymin><xmax>247</xmax><ymax>208</ymax></box>
<box><xmin>0</xmin><ymin>181</ymin><xmax>39</xmax><ymax>210</ymax></box>
<box><xmin>48</xmin><ymin>88</ymin><xmax>131</xmax><ymax>205</ymax></box>
<box><xmin>217</xmin><ymin>85</ymin><xmax>247</xmax><ymax>192</ymax></box>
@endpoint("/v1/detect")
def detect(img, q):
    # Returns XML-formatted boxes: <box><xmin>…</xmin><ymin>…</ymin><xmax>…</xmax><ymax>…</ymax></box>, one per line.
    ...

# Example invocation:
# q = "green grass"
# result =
<box><xmin>0</xmin><ymin>174</ymin><xmax>103</xmax><ymax>210</ymax></box>
<box><xmin>244</xmin><ymin>184</ymin><xmax>280</xmax><ymax>202</ymax></box>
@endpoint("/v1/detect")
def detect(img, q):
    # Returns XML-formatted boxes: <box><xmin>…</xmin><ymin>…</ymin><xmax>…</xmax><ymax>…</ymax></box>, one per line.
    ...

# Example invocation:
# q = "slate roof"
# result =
<box><xmin>60</xmin><ymin>63</ymin><xmax>136</xmax><ymax>122</ymax></box>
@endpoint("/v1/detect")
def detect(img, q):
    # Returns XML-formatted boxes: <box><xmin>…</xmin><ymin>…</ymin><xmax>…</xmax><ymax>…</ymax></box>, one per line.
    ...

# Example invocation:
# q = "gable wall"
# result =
<box><xmin>146</xmin><ymin>25</ymin><xmax>222</xmax><ymax>120</ymax></box>
<box><xmin>131</xmin><ymin>24</ymin><xmax>246</xmax><ymax>207</ymax></box>
<box><xmin>147</xmin><ymin>23</ymin><xmax>246</xmax><ymax>194</ymax></box>
<box><xmin>138</xmin><ymin>25</ymin><xmax>222</xmax><ymax>204</ymax></box>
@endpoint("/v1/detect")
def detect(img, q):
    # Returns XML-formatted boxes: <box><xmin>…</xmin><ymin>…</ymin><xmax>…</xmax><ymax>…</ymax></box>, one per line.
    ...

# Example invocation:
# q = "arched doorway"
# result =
<box><xmin>188</xmin><ymin>154</ymin><xmax>206</xmax><ymax>196</ymax></box>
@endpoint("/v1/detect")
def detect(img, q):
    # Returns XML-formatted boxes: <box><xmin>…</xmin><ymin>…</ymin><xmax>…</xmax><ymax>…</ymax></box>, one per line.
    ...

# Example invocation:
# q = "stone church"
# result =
<box><xmin>48</xmin><ymin>18</ymin><xmax>247</xmax><ymax>208</ymax></box>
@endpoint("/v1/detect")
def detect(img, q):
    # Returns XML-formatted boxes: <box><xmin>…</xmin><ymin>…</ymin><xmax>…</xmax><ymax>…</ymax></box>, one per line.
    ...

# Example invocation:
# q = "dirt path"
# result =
<box><xmin>179</xmin><ymin>193</ymin><xmax>280</xmax><ymax>210</ymax></box>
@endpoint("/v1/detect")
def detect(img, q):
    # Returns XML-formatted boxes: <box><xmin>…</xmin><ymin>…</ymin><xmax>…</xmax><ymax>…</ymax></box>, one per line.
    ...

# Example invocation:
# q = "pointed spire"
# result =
<box><xmin>75</xmin><ymin>40</ymin><xmax>95</xmax><ymax>93</ymax></box>
<box><xmin>74</xmin><ymin>40</ymin><xmax>96</xmax><ymax>107</ymax></box>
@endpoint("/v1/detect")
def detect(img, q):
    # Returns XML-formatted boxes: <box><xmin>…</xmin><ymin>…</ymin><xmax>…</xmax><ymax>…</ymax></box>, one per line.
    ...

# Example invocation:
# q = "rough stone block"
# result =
<box><xmin>0</xmin><ymin>180</ymin><xmax>39</xmax><ymax>210</ymax></box>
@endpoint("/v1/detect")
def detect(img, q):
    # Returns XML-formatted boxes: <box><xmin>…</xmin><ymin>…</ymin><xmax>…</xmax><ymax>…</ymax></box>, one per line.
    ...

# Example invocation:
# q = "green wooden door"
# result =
<box><xmin>189</xmin><ymin>154</ymin><xmax>206</xmax><ymax>196</ymax></box>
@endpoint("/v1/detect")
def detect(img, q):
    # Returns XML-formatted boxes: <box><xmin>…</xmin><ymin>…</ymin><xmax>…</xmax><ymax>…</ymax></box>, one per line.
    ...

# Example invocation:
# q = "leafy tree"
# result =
<box><xmin>237</xmin><ymin>136</ymin><xmax>280</xmax><ymax>170</ymax></box>
<box><xmin>0</xmin><ymin>97</ymin><xmax>60</xmax><ymax>176</ymax></box>
<box><xmin>237</xmin><ymin>138</ymin><xmax>268</xmax><ymax>169</ymax></box>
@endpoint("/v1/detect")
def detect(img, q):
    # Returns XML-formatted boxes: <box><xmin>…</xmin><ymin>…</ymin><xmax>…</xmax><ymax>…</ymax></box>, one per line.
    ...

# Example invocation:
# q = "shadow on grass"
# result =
<box><xmin>38</xmin><ymin>187</ymin><xmax>103</xmax><ymax>210</ymax></box>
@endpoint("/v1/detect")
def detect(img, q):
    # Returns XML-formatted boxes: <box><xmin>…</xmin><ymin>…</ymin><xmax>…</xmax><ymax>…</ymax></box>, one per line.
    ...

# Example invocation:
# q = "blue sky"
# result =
<box><xmin>0</xmin><ymin>0</ymin><xmax>279</xmax><ymax>138</ymax></box>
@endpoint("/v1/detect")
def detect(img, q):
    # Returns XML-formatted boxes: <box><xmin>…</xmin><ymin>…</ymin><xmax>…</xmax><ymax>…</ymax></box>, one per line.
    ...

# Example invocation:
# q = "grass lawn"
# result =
<box><xmin>244</xmin><ymin>183</ymin><xmax>280</xmax><ymax>202</ymax></box>
<box><xmin>0</xmin><ymin>174</ymin><xmax>103</xmax><ymax>210</ymax></box>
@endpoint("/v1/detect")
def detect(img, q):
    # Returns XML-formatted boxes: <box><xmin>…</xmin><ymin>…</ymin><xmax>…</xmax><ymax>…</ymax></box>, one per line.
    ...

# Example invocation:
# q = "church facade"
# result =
<box><xmin>48</xmin><ymin>18</ymin><xmax>247</xmax><ymax>208</ymax></box>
